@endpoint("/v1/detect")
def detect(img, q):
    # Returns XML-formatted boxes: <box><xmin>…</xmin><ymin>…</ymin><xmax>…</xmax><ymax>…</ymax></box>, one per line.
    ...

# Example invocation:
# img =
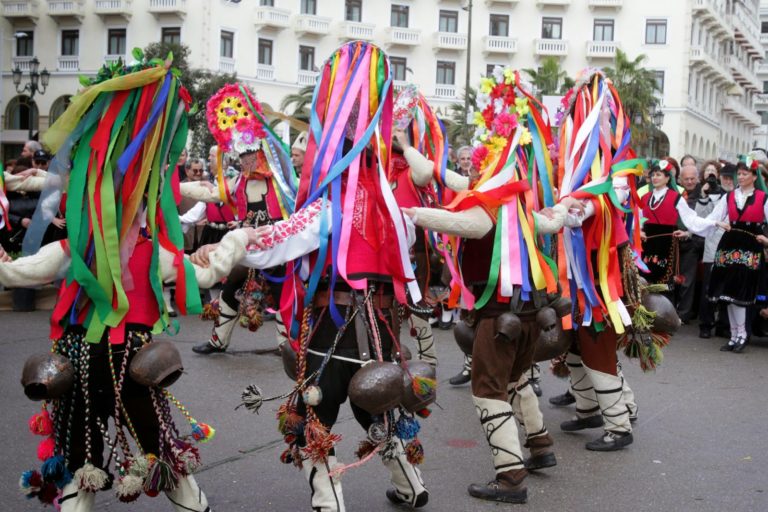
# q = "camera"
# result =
<box><xmin>705</xmin><ymin>174</ymin><xmax>720</xmax><ymax>194</ymax></box>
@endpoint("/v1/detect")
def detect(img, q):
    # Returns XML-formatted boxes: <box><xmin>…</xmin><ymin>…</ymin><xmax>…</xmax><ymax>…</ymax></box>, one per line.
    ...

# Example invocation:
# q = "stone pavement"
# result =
<box><xmin>1</xmin><ymin>311</ymin><xmax>766</xmax><ymax>511</ymax></box>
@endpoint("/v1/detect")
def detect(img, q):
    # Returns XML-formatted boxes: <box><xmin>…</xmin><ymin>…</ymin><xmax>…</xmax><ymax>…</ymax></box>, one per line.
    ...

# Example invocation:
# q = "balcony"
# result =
<box><xmin>94</xmin><ymin>0</ymin><xmax>131</xmax><ymax>20</ymax></box>
<box><xmin>762</xmin><ymin>34</ymin><xmax>768</xmax><ymax>45</ymax></box>
<box><xmin>755</xmin><ymin>93</ymin><xmax>768</xmax><ymax>106</ymax></box>
<box><xmin>586</xmin><ymin>40</ymin><xmax>619</xmax><ymax>59</ymax></box>
<box><xmin>219</xmin><ymin>58</ymin><xmax>235</xmax><ymax>75</ymax></box>
<box><xmin>254</xmin><ymin>6</ymin><xmax>290</xmax><ymax>29</ymax></box>
<box><xmin>536</xmin><ymin>0</ymin><xmax>571</xmax><ymax>5</ymax></box>
<box><xmin>12</xmin><ymin>56</ymin><xmax>33</xmax><ymax>72</ymax></box>
<box><xmin>338</xmin><ymin>21</ymin><xmax>375</xmax><ymax>41</ymax></box>
<box><xmin>726</xmin><ymin>55</ymin><xmax>761</xmax><ymax>92</ymax></box>
<box><xmin>692</xmin><ymin>0</ymin><xmax>731</xmax><ymax>38</ymax></box>
<box><xmin>434</xmin><ymin>85</ymin><xmax>457</xmax><ymax>98</ymax></box>
<box><xmin>588</xmin><ymin>0</ymin><xmax>622</xmax><ymax>8</ymax></box>
<box><xmin>2</xmin><ymin>0</ymin><xmax>40</xmax><ymax>22</ymax></box>
<box><xmin>294</xmin><ymin>14</ymin><xmax>331</xmax><ymax>36</ymax></box>
<box><xmin>47</xmin><ymin>0</ymin><xmax>83</xmax><ymax>21</ymax></box>
<box><xmin>732</xmin><ymin>5</ymin><xmax>762</xmax><ymax>56</ymax></box>
<box><xmin>385</xmin><ymin>26</ymin><xmax>421</xmax><ymax>47</ymax></box>
<box><xmin>723</xmin><ymin>97</ymin><xmax>761</xmax><ymax>127</ymax></box>
<box><xmin>393</xmin><ymin>80</ymin><xmax>409</xmax><ymax>94</ymax></box>
<box><xmin>56</xmin><ymin>55</ymin><xmax>79</xmax><ymax>71</ymax></box>
<box><xmin>433</xmin><ymin>31</ymin><xmax>468</xmax><ymax>51</ymax></box>
<box><xmin>758</xmin><ymin>62</ymin><xmax>768</xmax><ymax>76</ymax></box>
<box><xmin>534</xmin><ymin>38</ymin><xmax>568</xmax><ymax>57</ymax></box>
<box><xmin>256</xmin><ymin>64</ymin><xmax>275</xmax><ymax>81</ymax></box>
<box><xmin>485</xmin><ymin>0</ymin><xmax>519</xmax><ymax>5</ymax></box>
<box><xmin>298</xmin><ymin>69</ymin><xmax>319</xmax><ymax>86</ymax></box>
<box><xmin>483</xmin><ymin>35</ymin><xmax>518</xmax><ymax>54</ymax></box>
<box><xmin>148</xmin><ymin>0</ymin><xmax>185</xmax><ymax>18</ymax></box>
<box><xmin>689</xmin><ymin>46</ymin><xmax>731</xmax><ymax>84</ymax></box>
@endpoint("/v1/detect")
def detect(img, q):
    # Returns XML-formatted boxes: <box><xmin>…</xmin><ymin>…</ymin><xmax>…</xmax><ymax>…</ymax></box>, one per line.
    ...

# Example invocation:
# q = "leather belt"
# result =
<box><xmin>314</xmin><ymin>290</ymin><xmax>394</xmax><ymax>309</ymax></box>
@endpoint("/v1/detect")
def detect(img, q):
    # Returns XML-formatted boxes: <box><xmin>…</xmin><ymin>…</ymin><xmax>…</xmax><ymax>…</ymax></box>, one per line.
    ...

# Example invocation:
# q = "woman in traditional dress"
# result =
<box><xmin>707</xmin><ymin>160</ymin><xmax>768</xmax><ymax>352</ymax></box>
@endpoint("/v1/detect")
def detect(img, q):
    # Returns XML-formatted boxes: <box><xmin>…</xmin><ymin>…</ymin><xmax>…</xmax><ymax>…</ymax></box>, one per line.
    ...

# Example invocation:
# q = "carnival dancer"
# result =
<box><xmin>183</xmin><ymin>84</ymin><xmax>297</xmax><ymax>355</ymax></box>
<box><xmin>0</xmin><ymin>56</ymin><xmax>252</xmax><ymax>512</ymax></box>
<box><xmin>707</xmin><ymin>158</ymin><xmax>768</xmax><ymax>352</ymax></box>
<box><xmin>403</xmin><ymin>67</ymin><xmax>573</xmax><ymax>504</ymax></box>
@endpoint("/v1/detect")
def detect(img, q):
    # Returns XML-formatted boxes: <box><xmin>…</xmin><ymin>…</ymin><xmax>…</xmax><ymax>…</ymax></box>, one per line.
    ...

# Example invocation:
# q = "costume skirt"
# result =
<box><xmin>708</xmin><ymin>222</ymin><xmax>764</xmax><ymax>306</ymax></box>
<box><xmin>641</xmin><ymin>223</ymin><xmax>677</xmax><ymax>286</ymax></box>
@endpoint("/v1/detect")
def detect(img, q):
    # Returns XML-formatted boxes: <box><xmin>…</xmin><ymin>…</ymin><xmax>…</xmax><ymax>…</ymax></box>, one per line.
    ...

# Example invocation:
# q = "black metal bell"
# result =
<box><xmin>348</xmin><ymin>361</ymin><xmax>405</xmax><ymax>415</ymax></box>
<box><xmin>128</xmin><ymin>341</ymin><xmax>183</xmax><ymax>388</ymax></box>
<box><xmin>495</xmin><ymin>312</ymin><xmax>522</xmax><ymax>343</ymax></box>
<box><xmin>642</xmin><ymin>293</ymin><xmax>681</xmax><ymax>335</ymax></box>
<box><xmin>21</xmin><ymin>353</ymin><xmax>74</xmax><ymax>401</ymax></box>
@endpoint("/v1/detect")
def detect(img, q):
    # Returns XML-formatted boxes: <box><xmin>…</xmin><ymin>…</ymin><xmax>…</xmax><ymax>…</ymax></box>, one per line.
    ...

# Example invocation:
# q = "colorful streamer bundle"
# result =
<box><xmin>0</xmin><ymin>164</ymin><xmax>8</xmax><ymax>231</ymax></box>
<box><xmin>40</xmin><ymin>56</ymin><xmax>198</xmax><ymax>343</ymax></box>
<box><xmin>556</xmin><ymin>70</ymin><xmax>645</xmax><ymax>333</ymax></box>
<box><xmin>440</xmin><ymin>67</ymin><xmax>559</xmax><ymax>310</ymax></box>
<box><xmin>284</xmin><ymin>40</ymin><xmax>420</xmax><ymax>330</ymax></box>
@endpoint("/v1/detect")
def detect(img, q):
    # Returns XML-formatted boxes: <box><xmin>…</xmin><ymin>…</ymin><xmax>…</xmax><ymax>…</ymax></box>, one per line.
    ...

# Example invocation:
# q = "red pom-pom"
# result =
<box><xmin>37</xmin><ymin>482</ymin><xmax>58</xmax><ymax>504</ymax></box>
<box><xmin>37</xmin><ymin>437</ymin><xmax>55</xmax><ymax>461</ymax></box>
<box><xmin>29</xmin><ymin>410</ymin><xmax>54</xmax><ymax>437</ymax></box>
<box><xmin>415</xmin><ymin>408</ymin><xmax>431</xmax><ymax>418</ymax></box>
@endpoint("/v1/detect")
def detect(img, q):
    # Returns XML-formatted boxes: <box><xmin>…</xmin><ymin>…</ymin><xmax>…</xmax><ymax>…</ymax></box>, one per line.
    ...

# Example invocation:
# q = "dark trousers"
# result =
<box><xmin>676</xmin><ymin>237</ymin><xmax>703</xmax><ymax>322</ymax></box>
<box><xmin>699</xmin><ymin>262</ymin><xmax>728</xmax><ymax>332</ymax></box>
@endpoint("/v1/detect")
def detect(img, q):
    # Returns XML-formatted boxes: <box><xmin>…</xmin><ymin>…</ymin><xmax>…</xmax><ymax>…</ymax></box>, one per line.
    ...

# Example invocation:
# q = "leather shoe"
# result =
<box><xmin>733</xmin><ymin>337</ymin><xmax>748</xmax><ymax>353</ymax></box>
<box><xmin>438</xmin><ymin>319</ymin><xmax>454</xmax><ymax>330</ymax></box>
<box><xmin>561</xmin><ymin>415</ymin><xmax>603</xmax><ymax>432</ymax></box>
<box><xmin>468</xmin><ymin>473</ymin><xmax>527</xmax><ymax>504</ymax></box>
<box><xmin>719</xmin><ymin>342</ymin><xmax>735</xmax><ymax>352</ymax></box>
<box><xmin>524</xmin><ymin>452</ymin><xmax>557</xmax><ymax>471</ymax></box>
<box><xmin>585</xmin><ymin>431</ymin><xmax>633</xmax><ymax>451</ymax></box>
<box><xmin>449</xmin><ymin>369</ymin><xmax>471</xmax><ymax>386</ymax></box>
<box><xmin>192</xmin><ymin>342</ymin><xmax>226</xmax><ymax>355</ymax></box>
<box><xmin>386</xmin><ymin>489</ymin><xmax>429</xmax><ymax>508</ymax></box>
<box><xmin>549</xmin><ymin>390</ymin><xmax>575</xmax><ymax>406</ymax></box>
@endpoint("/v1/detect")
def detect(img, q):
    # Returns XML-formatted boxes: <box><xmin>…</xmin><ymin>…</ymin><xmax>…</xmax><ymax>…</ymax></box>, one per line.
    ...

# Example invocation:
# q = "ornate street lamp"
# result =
<box><xmin>13</xmin><ymin>56</ymin><xmax>49</xmax><ymax>139</ymax></box>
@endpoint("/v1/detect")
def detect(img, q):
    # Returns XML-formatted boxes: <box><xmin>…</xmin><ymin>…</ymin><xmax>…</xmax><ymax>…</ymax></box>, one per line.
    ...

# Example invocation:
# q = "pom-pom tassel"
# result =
<box><xmin>631</xmin><ymin>305</ymin><xmax>657</xmax><ymax>332</ymax></box>
<box><xmin>394</xmin><ymin>416</ymin><xmax>421</xmax><ymax>441</ymax></box>
<box><xmin>36</xmin><ymin>482</ymin><xmax>58</xmax><ymax>505</ymax></box>
<box><xmin>126</xmin><ymin>455</ymin><xmax>152</xmax><ymax>479</ymax></box>
<box><xmin>303</xmin><ymin>420</ymin><xmax>341</xmax><ymax>464</ymax></box>
<box><xmin>238</xmin><ymin>385</ymin><xmax>264</xmax><ymax>414</ymax></box>
<box><xmin>200</xmin><ymin>301</ymin><xmax>220</xmax><ymax>321</ymax></box>
<box><xmin>36</xmin><ymin>436</ymin><xmax>56</xmax><ymax>462</ymax></box>
<box><xmin>74</xmin><ymin>463</ymin><xmax>109</xmax><ymax>493</ymax></box>
<box><xmin>41</xmin><ymin>455</ymin><xmax>72</xmax><ymax>488</ymax></box>
<box><xmin>190</xmin><ymin>420</ymin><xmax>216</xmax><ymax>443</ymax></box>
<box><xmin>19</xmin><ymin>470</ymin><xmax>43</xmax><ymax>498</ymax></box>
<box><xmin>411</xmin><ymin>376</ymin><xmax>437</xmax><ymax>398</ymax></box>
<box><xmin>28</xmin><ymin>408</ymin><xmax>54</xmax><ymax>437</ymax></box>
<box><xmin>143</xmin><ymin>458</ymin><xmax>179</xmax><ymax>496</ymax></box>
<box><xmin>405</xmin><ymin>439</ymin><xmax>425</xmax><ymax>465</ymax></box>
<box><xmin>414</xmin><ymin>408</ymin><xmax>431</xmax><ymax>419</ymax></box>
<box><xmin>355</xmin><ymin>440</ymin><xmax>377</xmax><ymax>460</ymax></box>
<box><xmin>550</xmin><ymin>354</ymin><xmax>570</xmax><ymax>379</ymax></box>
<box><xmin>115</xmin><ymin>474</ymin><xmax>143</xmax><ymax>503</ymax></box>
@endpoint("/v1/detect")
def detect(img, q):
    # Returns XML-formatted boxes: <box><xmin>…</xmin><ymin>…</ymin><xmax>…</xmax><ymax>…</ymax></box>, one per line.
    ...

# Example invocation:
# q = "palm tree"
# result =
<box><xmin>447</xmin><ymin>86</ymin><xmax>477</xmax><ymax>148</ymax></box>
<box><xmin>523</xmin><ymin>57</ymin><xmax>574</xmax><ymax>98</ymax></box>
<box><xmin>279</xmin><ymin>85</ymin><xmax>315</xmax><ymax>122</ymax></box>
<box><xmin>603</xmin><ymin>49</ymin><xmax>661</xmax><ymax>156</ymax></box>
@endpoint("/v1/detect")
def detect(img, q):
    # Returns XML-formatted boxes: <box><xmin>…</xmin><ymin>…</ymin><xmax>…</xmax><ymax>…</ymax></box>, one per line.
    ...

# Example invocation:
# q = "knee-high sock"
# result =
<box><xmin>166</xmin><ymin>475</ymin><xmax>210</xmax><ymax>512</ymax></box>
<box><xmin>508</xmin><ymin>376</ymin><xmax>547</xmax><ymax>439</ymax></box>
<box><xmin>566</xmin><ymin>351</ymin><xmax>600</xmax><ymax>418</ymax></box>
<box><xmin>617</xmin><ymin>362</ymin><xmax>637</xmax><ymax>417</ymax></box>
<box><xmin>583</xmin><ymin>364</ymin><xmax>632</xmax><ymax>434</ymax></box>
<box><xmin>59</xmin><ymin>482</ymin><xmax>95</xmax><ymax>512</ymax></box>
<box><xmin>473</xmin><ymin>396</ymin><xmax>525</xmax><ymax>474</ymax></box>
<box><xmin>209</xmin><ymin>298</ymin><xmax>239</xmax><ymax>349</ymax></box>
<box><xmin>441</xmin><ymin>307</ymin><xmax>453</xmax><ymax>323</ymax></box>
<box><xmin>302</xmin><ymin>456</ymin><xmax>345</xmax><ymax>512</ymax></box>
<box><xmin>380</xmin><ymin>437</ymin><xmax>428</xmax><ymax>505</ymax></box>
<box><xmin>163</xmin><ymin>286</ymin><xmax>175</xmax><ymax>315</ymax></box>
<box><xmin>727</xmin><ymin>304</ymin><xmax>747</xmax><ymax>339</ymax></box>
<box><xmin>410</xmin><ymin>315</ymin><xmax>437</xmax><ymax>366</ymax></box>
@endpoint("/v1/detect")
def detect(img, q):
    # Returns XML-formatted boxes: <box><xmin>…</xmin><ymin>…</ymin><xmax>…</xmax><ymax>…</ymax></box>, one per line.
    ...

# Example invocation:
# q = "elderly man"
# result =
<box><xmin>20</xmin><ymin>140</ymin><xmax>41</xmax><ymax>160</ymax></box>
<box><xmin>676</xmin><ymin>164</ymin><xmax>705</xmax><ymax>323</ymax></box>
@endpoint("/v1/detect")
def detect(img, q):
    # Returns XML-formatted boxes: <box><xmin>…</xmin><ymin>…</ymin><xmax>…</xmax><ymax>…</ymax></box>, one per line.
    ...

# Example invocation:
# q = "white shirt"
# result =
<box><xmin>706</xmin><ymin>187</ymin><xmax>768</xmax><ymax>223</ymax></box>
<box><xmin>647</xmin><ymin>187</ymin><xmax>717</xmax><ymax>237</ymax></box>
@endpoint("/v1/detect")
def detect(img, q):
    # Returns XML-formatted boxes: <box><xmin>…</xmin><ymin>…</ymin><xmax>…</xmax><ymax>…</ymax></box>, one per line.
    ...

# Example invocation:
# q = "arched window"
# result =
<box><xmin>4</xmin><ymin>95</ymin><xmax>38</xmax><ymax>130</ymax></box>
<box><xmin>49</xmin><ymin>95</ymin><xmax>72</xmax><ymax>125</ymax></box>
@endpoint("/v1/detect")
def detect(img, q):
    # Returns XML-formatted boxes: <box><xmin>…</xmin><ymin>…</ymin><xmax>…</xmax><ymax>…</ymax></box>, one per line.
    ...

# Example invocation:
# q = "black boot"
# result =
<box><xmin>449</xmin><ymin>368</ymin><xmax>471</xmax><ymax>386</ymax></box>
<box><xmin>561</xmin><ymin>415</ymin><xmax>604</xmax><ymax>432</ymax></box>
<box><xmin>468</xmin><ymin>469</ymin><xmax>527</xmax><ymax>504</ymax></box>
<box><xmin>585</xmin><ymin>431</ymin><xmax>633</xmax><ymax>451</ymax></box>
<box><xmin>523</xmin><ymin>434</ymin><xmax>557</xmax><ymax>471</ymax></box>
<box><xmin>192</xmin><ymin>342</ymin><xmax>226</xmax><ymax>355</ymax></box>
<box><xmin>386</xmin><ymin>489</ymin><xmax>429</xmax><ymax>508</ymax></box>
<box><xmin>549</xmin><ymin>390</ymin><xmax>575</xmax><ymax>406</ymax></box>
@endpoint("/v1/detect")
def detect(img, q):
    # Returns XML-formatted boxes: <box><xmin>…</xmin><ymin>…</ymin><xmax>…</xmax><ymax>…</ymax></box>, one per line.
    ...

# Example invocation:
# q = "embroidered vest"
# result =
<box><xmin>727</xmin><ymin>189</ymin><xmax>767</xmax><ymax>223</ymax></box>
<box><xmin>641</xmin><ymin>188</ymin><xmax>679</xmax><ymax>226</ymax></box>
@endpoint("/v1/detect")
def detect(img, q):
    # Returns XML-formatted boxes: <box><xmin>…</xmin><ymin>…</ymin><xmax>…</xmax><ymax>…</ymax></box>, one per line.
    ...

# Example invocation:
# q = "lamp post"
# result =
<box><xmin>12</xmin><ymin>56</ymin><xmax>50</xmax><ymax>140</ymax></box>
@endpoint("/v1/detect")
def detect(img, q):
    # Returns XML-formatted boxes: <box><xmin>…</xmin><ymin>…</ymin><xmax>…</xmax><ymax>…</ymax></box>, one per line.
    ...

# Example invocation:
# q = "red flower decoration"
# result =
<box><xmin>472</xmin><ymin>146</ymin><xmax>489</xmax><ymax>170</ymax></box>
<box><xmin>492</xmin><ymin>112</ymin><xmax>518</xmax><ymax>138</ymax></box>
<box><xmin>178</xmin><ymin>86</ymin><xmax>192</xmax><ymax>111</ymax></box>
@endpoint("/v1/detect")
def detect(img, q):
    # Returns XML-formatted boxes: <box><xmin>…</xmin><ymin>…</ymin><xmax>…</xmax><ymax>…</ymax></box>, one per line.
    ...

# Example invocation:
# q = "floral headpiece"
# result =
<box><xmin>393</xmin><ymin>84</ymin><xmax>420</xmax><ymax>130</ymax></box>
<box><xmin>471</xmin><ymin>66</ymin><xmax>533</xmax><ymax>172</ymax></box>
<box><xmin>206</xmin><ymin>83</ymin><xmax>267</xmax><ymax>155</ymax></box>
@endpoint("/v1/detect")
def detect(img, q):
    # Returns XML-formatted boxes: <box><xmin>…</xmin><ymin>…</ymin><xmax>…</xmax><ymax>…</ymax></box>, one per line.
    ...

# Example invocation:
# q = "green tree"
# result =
<box><xmin>144</xmin><ymin>41</ymin><xmax>190</xmax><ymax>74</ymax></box>
<box><xmin>446</xmin><ymin>86</ymin><xmax>477</xmax><ymax>148</ymax></box>
<box><xmin>523</xmin><ymin>57</ymin><xmax>574</xmax><ymax>97</ymax></box>
<box><xmin>603</xmin><ymin>49</ymin><xmax>661</xmax><ymax>157</ymax></box>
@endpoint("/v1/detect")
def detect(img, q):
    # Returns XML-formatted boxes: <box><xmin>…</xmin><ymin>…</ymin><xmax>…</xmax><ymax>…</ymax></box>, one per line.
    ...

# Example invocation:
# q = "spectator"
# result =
<box><xmin>20</xmin><ymin>140</ymin><xmax>41</xmax><ymax>160</ymax></box>
<box><xmin>457</xmin><ymin>145</ymin><xmax>480</xmax><ymax>183</ymax></box>
<box><xmin>680</xmin><ymin>154</ymin><xmax>697</xmax><ymax>169</ymax></box>
<box><xmin>291</xmin><ymin>131</ymin><xmax>308</xmax><ymax>173</ymax></box>
<box><xmin>179</xmin><ymin>158</ymin><xmax>206</xmax><ymax>253</ymax></box>
<box><xmin>32</xmin><ymin>149</ymin><xmax>50</xmax><ymax>172</ymax></box>
<box><xmin>676</xmin><ymin>165</ymin><xmax>705</xmax><ymax>323</ymax></box>
<box><xmin>175</xmin><ymin>147</ymin><xmax>189</xmax><ymax>181</ymax></box>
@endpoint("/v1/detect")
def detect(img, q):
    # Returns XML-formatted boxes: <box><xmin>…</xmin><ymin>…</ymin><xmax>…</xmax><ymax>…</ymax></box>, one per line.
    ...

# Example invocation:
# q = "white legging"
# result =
<box><xmin>727</xmin><ymin>304</ymin><xmax>747</xmax><ymax>340</ymax></box>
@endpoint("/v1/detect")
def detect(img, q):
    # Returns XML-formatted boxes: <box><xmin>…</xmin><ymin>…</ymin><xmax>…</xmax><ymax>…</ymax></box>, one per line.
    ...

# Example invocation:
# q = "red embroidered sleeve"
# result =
<box><xmin>256</xmin><ymin>199</ymin><xmax>324</xmax><ymax>249</ymax></box>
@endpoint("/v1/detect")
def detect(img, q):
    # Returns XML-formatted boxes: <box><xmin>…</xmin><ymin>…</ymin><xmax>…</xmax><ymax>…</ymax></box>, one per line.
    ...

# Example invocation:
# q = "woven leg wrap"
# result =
<box><xmin>380</xmin><ymin>437</ymin><xmax>428</xmax><ymax>506</ymax></box>
<box><xmin>566</xmin><ymin>351</ymin><xmax>599</xmax><ymax>417</ymax></box>
<box><xmin>302</xmin><ymin>456</ymin><xmax>345</xmax><ymax>512</ymax></box>
<box><xmin>411</xmin><ymin>315</ymin><xmax>437</xmax><ymax>366</ymax></box>
<box><xmin>165</xmin><ymin>475</ymin><xmax>211</xmax><ymax>512</ymax></box>
<box><xmin>508</xmin><ymin>376</ymin><xmax>546</xmax><ymax>439</ymax></box>
<box><xmin>473</xmin><ymin>396</ymin><xmax>525</xmax><ymax>474</ymax></box>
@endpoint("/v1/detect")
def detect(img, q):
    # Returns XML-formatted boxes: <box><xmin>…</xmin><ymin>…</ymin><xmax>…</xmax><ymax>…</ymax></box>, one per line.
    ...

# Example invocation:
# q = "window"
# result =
<box><xmin>299</xmin><ymin>45</ymin><xmax>315</xmax><ymax>71</ymax></box>
<box><xmin>391</xmin><ymin>57</ymin><xmax>407</xmax><ymax>81</ymax></box>
<box><xmin>258</xmin><ymin>38</ymin><xmax>273</xmax><ymax>66</ymax></box>
<box><xmin>593</xmin><ymin>19</ymin><xmax>614</xmax><ymax>41</ymax></box>
<box><xmin>439</xmin><ymin>10</ymin><xmax>458</xmax><ymax>33</ymax></box>
<box><xmin>49</xmin><ymin>95</ymin><xmax>72</xmax><ymax>125</ymax></box>
<box><xmin>16</xmin><ymin>30</ymin><xmax>33</xmax><ymax>57</ymax></box>
<box><xmin>762</xmin><ymin>21</ymin><xmax>768</xmax><ymax>33</ymax></box>
<box><xmin>760</xmin><ymin>111</ymin><xmax>768</xmax><ymax>125</ymax></box>
<box><xmin>61</xmin><ymin>30</ymin><xmax>79</xmax><ymax>56</ymax></box>
<box><xmin>391</xmin><ymin>4</ymin><xmax>409</xmax><ymax>28</ymax></box>
<box><xmin>4</xmin><ymin>95</ymin><xmax>38</xmax><ymax>131</ymax></box>
<box><xmin>653</xmin><ymin>70</ymin><xmax>665</xmax><ymax>94</ymax></box>
<box><xmin>107</xmin><ymin>29</ymin><xmax>126</xmax><ymax>56</ymax></box>
<box><xmin>486</xmin><ymin>64</ymin><xmax>501</xmax><ymax>77</ymax></box>
<box><xmin>220</xmin><ymin>30</ymin><xmax>234</xmax><ymax>59</ymax></box>
<box><xmin>260</xmin><ymin>0</ymin><xmax>274</xmax><ymax>5</ymax></box>
<box><xmin>489</xmin><ymin>14</ymin><xmax>509</xmax><ymax>37</ymax></box>
<box><xmin>301</xmin><ymin>0</ymin><xmax>316</xmax><ymax>15</ymax></box>
<box><xmin>541</xmin><ymin>17</ymin><xmax>562</xmax><ymax>40</ymax></box>
<box><xmin>645</xmin><ymin>19</ymin><xmax>667</xmax><ymax>44</ymax></box>
<box><xmin>436</xmin><ymin>61</ymin><xmax>455</xmax><ymax>85</ymax></box>
<box><xmin>161</xmin><ymin>27</ymin><xmax>181</xmax><ymax>45</ymax></box>
<box><xmin>345</xmin><ymin>0</ymin><xmax>362</xmax><ymax>22</ymax></box>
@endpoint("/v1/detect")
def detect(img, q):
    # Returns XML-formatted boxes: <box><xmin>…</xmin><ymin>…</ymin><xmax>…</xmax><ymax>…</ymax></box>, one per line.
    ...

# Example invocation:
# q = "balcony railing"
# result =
<box><xmin>57</xmin><ymin>55</ymin><xmax>79</xmax><ymax>71</ymax></box>
<box><xmin>434</xmin><ymin>85</ymin><xmax>457</xmax><ymax>98</ymax></box>
<box><xmin>588</xmin><ymin>0</ymin><xmax>622</xmax><ymax>7</ymax></box>
<box><xmin>94</xmin><ymin>0</ymin><xmax>131</xmax><ymax>18</ymax></box>
<box><xmin>47</xmin><ymin>0</ymin><xmax>83</xmax><ymax>18</ymax></box>
<box><xmin>484</xmin><ymin>0</ymin><xmax>519</xmax><ymax>5</ymax></box>
<box><xmin>12</xmin><ymin>56</ymin><xmax>33</xmax><ymax>71</ymax></box>
<box><xmin>536</xmin><ymin>0</ymin><xmax>571</xmax><ymax>5</ymax></box>
<box><xmin>693</xmin><ymin>0</ymin><xmax>731</xmax><ymax>37</ymax></box>
<box><xmin>433</xmin><ymin>31</ymin><xmax>468</xmax><ymax>50</ymax></box>
<box><xmin>586</xmin><ymin>40</ymin><xmax>619</xmax><ymax>59</ymax></box>
<box><xmin>104</xmin><ymin>54</ymin><xmax>125</xmax><ymax>67</ymax></box>
<box><xmin>393</xmin><ymin>80</ymin><xmax>409</xmax><ymax>94</ymax></box>
<box><xmin>254</xmin><ymin>6</ymin><xmax>290</xmax><ymax>28</ymax></box>
<box><xmin>294</xmin><ymin>14</ymin><xmax>331</xmax><ymax>36</ymax></box>
<box><xmin>732</xmin><ymin>5</ymin><xmax>762</xmax><ymax>55</ymax></box>
<box><xmin>723</xmin><ymin>97</ymin><xmax>761</xmax><ymax>127</ymax></box>
<box><xmin>2</xmin><ymin>0</ymin><xmax>40</xmax><ymax>19</ymax></box>
<box><xmin>298</xmin><ymin>69</ymin><xmax>319</xmax><ymax>86</ymax></box>
<box><xmin>219</xmin><ymin>58</ymin><xmax>235</xmax><ymax>75</ymax></box>
<box><xmin>148</xmin><ymin>0</ymin><xmax>185</xmax><ymax>16</ymax></box>
<box><xmin>534</xmin><ymin>38</ymin><xmax>568</xmax><ymax>56</ymax></box>
<box><xmin>726</xmin><ymin>55</ymin><xmax>761</xmax><ymax>92</ymax></box>
<box><xmin>689</xmin><ymin>46</ymin><xmax>731</xmax><ymax>84</ymax></box>
<box><xmin>256</xmin><ymin>64</ymin><xmax>275</xmax><ymax>81</ymax></box>
<box><xmin>385</xmin><ymin>26</ymin><xmax>421</xmax><ymax>46</ymax></box>
<box><xmin>338</xmin><ymin>21</ymin><xmax>375</xmax><ymax>40</ymax></box>
<box><xmin>755</xmin><ymin>93</ymin><xmax>768</xmax><ymax>105</ymax></box>
<box><xmin>483</xmin><ymin>35</ymin><xmax>518</xmax><ymax>54</ymax></box>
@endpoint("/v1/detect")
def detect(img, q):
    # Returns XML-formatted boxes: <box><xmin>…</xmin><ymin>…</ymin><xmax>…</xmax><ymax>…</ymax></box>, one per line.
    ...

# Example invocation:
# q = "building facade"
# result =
<box><xmin>0</xmin><ymin>0</ymin><xmax>762</xmax><ymax>162</ymax></box>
